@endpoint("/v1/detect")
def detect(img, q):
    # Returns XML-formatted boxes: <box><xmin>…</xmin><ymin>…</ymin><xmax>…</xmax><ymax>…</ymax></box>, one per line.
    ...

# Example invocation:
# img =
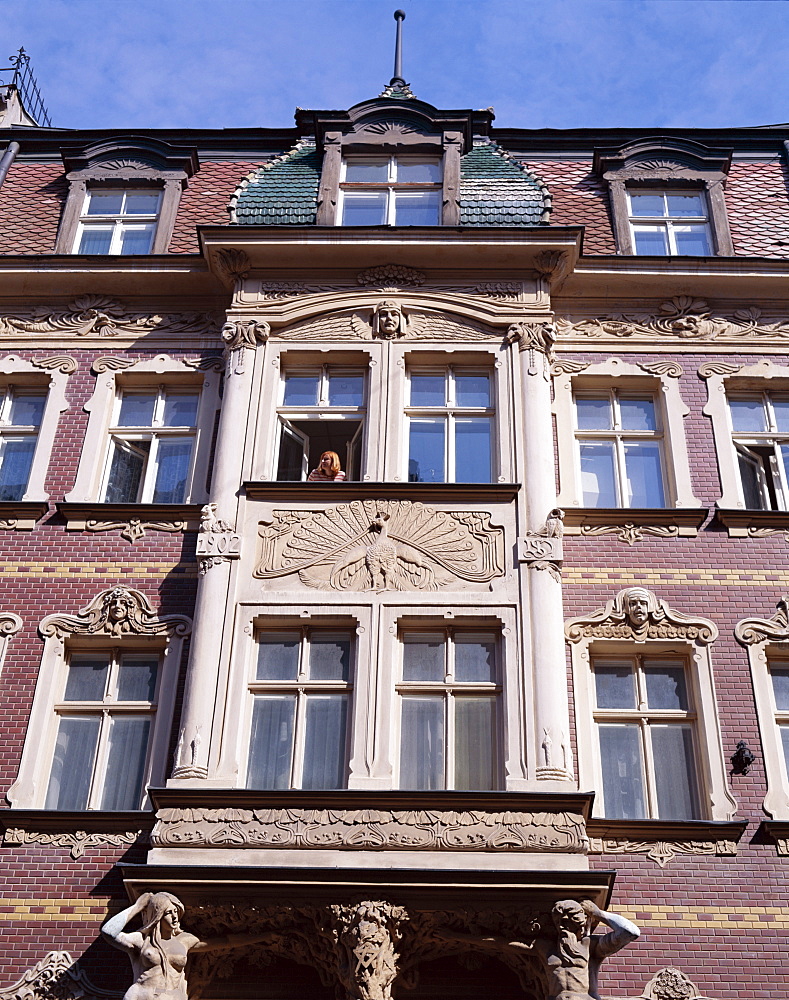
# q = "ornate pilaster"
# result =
<box><xmin>513</xmin><ymin>321</ymin><xmax>573</xmax><ymax>782</ymax></box>
<box><xmin>171</xmin><ymin>318</ymin><xmax>267</xmax><ymax>781</ymax></box>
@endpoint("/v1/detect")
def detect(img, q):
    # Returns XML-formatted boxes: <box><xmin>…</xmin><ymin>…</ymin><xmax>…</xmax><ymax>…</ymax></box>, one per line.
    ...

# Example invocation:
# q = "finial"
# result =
<box><xmin>390</xmin><ymin>10</ymin><xmax>406</xmax><ymax>87</ymax></box>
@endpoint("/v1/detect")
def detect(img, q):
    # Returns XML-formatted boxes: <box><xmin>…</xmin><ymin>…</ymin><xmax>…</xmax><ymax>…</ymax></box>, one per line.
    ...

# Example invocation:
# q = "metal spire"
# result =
<box><xmin>380</xmin><ymin>9</ymin><xmax>415</xmax><ymax>99</ymax></box>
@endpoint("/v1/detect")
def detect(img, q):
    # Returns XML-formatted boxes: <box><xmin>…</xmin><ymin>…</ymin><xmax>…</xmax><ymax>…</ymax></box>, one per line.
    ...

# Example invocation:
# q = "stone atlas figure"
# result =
<box><xmin>102</xmin><ymin>891</ymin><xmax>275</xmax><ymax>1000</ymax></box>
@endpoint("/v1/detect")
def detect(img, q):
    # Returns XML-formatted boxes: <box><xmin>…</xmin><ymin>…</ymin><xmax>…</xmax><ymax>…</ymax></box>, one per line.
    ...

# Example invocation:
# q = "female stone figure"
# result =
<box><xmin>102</xmin><ymin>891</ymin><xmax>273</xmax><ymax>1000</ymax></box>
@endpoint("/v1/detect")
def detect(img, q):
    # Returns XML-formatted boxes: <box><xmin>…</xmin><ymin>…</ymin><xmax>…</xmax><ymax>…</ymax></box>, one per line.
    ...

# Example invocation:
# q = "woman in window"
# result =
<box><xmin>308</xmin><ymin>450</ymin><xmax>346</xmax><ymax>482</ymax></box>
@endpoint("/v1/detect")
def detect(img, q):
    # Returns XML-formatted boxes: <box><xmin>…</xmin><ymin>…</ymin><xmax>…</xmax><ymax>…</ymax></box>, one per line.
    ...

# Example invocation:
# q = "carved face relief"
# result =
<box><xmin>373</xmin><ymin>300</ymin><xmax>405</xmax><ymax>338</ymax></box>
<box><xmin>623</xmin><ymin>588</ymin><xmax>651</xmax><ymax>628</ymax></box>
<box><xmin>105</xmin><ymin>589</ymin><xmax>133</xmax><ymax>624</ymax></box>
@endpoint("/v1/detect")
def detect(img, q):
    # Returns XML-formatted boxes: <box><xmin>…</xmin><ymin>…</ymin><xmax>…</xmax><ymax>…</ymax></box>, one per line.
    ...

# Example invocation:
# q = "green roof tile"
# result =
<box><xmin>459</xmin><ymin>142</ymin><xmax>550</xmax><ymax>226</ymax></box>
<box><xmin>232</xmin><ymin>140</ymin><xmax>320</xmax><ymax>225</ymax></box>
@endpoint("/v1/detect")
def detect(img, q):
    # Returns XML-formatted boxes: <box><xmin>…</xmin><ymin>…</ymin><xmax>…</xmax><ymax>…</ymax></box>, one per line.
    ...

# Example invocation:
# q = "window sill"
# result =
<box><xmin>58</xmin><ymin>502</ymin><xmax>202</xmax><ymax>540</ymax></box>
<box><xmin>762</xmin><ymin>820</ymin><xmax>789</xmax><ymax>856</ymax></box>
<box><xmin>0</xmin><ymin>808</ymin><xmax>154</xmax><ymax>858</ymax></box>
<box><xmin>245</xmin><ymin>482</ymin><xmax>521</xmax><ymax>503</ymax></box>
<box><xmin>587</xmin><ymin>817</ymin><xmax>747</xmax><ymax>866</ymax></box>
<box><xmin>563</xmin><ymin>507</ymin><xmax>708</xmax><ymax>542</ymax></box>
<box><xmin>0</xmin><ymin>501</ymin><xmax>49</xmax><ymax>530</ymax></box>
<box><xmin>716</xmin><ymin>508</ymin><xmax>789</xmax><ymax>538</ymax></box>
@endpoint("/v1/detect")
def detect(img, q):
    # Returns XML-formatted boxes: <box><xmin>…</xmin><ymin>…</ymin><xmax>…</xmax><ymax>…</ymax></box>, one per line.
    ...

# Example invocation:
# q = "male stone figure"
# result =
<box><xmin>373</xmin><ymin>300</ymin><xmax>406</xmax><ymax>338</ymax></box>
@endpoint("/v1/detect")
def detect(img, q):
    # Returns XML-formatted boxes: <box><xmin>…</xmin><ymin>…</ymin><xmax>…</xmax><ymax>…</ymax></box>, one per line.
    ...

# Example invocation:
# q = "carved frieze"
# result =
<box><xmin>3</xmin><ymin>827</ymin><xmax>146</xmax><ymax>859</ymax></box>
<box><xmin>151</xmin><ymin>805</ymin><xmax>588</xmax><ymax>853</ymax></box>
<box><xmin>735</xmin><ymin>596</ymin><xmax>789</xmax><ymax>645</ymax></box>
<box><xmin>39</xmin><ymin>586</ymin><xmax>191</xmax><ymax>639</ymax></box>
<box><xmin>275</xmin><ymin>305</ymin><xmax>500</xmax><ymax>342</ymax></box>
<box><xmin>86</xmin><ymin>517</ymin><xmax>186</xmax><ymax>544</ymax></box>
<box><xmin>566</xmin><ymin>587</ymin><xmax>716</xmax><ymax>644</ymax></box>
<box><xmin>588</xmin><ymin>837</ymin><xmax>737</xmax><ymax>867</ymax></box>
<box><xmin>0</xmin><ymin>296</ymin><xmax>217</xmax><ymax>339</ymax></box>
<box><xmin>0</xmin><ymin>951</ymin><xmax>121</xmax><ymax>1000</ymax></box>
<box><xmin>642</xmin><ymin>967</ymin><xmax>703</xmax><ymax>1000</ymax></box>
<box><xmin>357</xmin><ymin>265</ymin><xmax>425</xmax><ymax>287</ymax></box>
<box><xmin>256</xmin><ymin>500</ymin><xmax>504</xmax><ymax>591</ymax></box>
<box><xmin>556</xmin><ymin>296</ymin><xmax>789</xmax><ymax>344</ymax></box>
<box><xmin>580</xmin><ymin>523</ymin><xmax>679</xmax><ymax>545</ymax></box>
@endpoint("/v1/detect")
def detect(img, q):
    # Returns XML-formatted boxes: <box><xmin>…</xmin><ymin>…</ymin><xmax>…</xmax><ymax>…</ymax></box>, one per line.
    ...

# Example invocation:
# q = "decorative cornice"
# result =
<box><xmin>59</xmin><ymin>502</ymin><xmax>201</xmax><ymax>534</ymax></box>
<box><xmin>39</xmin><ymin>585</ymin><xmax>191</xmax><ymax>640</ymax></box>
<box><xmin>563</xmin><ymin>507</ymin><xmax>707</xmax><ymax>539</ymax></box>
<box><xmin>566</xmin><ymin>586</ymin><xmax>717</xmax><ymax>644</ymax></box>
<box><xmin>86</xmin><ymin>517</ymin><xmax>186</xmax><ymax>544</ymax></box>
<box><xmin>245</xmin><ymin>482</ymin><xmax>520</xmax><ymax>503</ymax></box>
<box><xmin>587</xmin><ymin>819</ymin><xmax>746</xmax><ymax>867</ymax></box>
<box><xmin>0</xmin><ymin>951</ymin><xmax>122</xmax><ymax>1000</ymax></box>
<box><xmin>0</xmin><ymin>502</ymin><xmax>49</xmax><ymax>531</ymax></box>
<box><xmin>735</xmin><ymin>596</ymin><xmax>789</xmax><ymax>645</ymax></box>
<box><xmin>0</xmin><ymin>296</ymin><xmax>217</xmax><ymax>340</ymax></box>
<box><xmin>3</xmin><ymin>827</ymin><xmax>146</xmax><ymax>859</ymax></box>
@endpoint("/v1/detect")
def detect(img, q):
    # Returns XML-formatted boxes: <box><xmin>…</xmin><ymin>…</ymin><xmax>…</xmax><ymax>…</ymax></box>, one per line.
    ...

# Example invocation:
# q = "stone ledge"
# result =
<box><xmin>0</xmin><ymin>501</ymin><xmax>49</xmax><ymax>530</ymax></box>
<box><xmin>58</xmin><ymin>502</ymin><xmax>201</xmax><ymax>541</ymax></box>
<box><xmin>0</xmin><ymin>809</ymin><xmax>154</xmax><ymax>859</ymax></box>
<box><xmin>716</xmin><ymin>507</ymin><xmax>789</xmax><ymax>538</ymax></box>
<box><xmin>244</xmin><ymin>482</ymin><xmax>520</xmax><ymax>502</ymax></box>
<box><xmin>563</xmin><ymin>507</ymin><xmax>708</xmax><ymax>542</ymax></box>
<box><xmin>587</xmin><ymin>818</ymin><xmax>748</xmax><ymax>867</ymax></box>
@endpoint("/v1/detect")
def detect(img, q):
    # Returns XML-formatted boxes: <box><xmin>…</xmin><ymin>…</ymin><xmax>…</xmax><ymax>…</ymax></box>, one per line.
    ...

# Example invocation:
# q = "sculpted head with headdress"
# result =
<box><xmin>373</xmin><ymin>300</ymin><xmax>407</xmax><ymax>338</ymax></box>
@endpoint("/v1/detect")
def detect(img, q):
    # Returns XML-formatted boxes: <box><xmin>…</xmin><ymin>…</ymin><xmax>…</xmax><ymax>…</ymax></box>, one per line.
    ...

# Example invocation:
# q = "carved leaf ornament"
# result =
<box><xmin>735</xmin><ymin>596</ymin><xmax>789</xmax><ymax>645</ymax></box>
<box><xmin>0</xmin><ymin>951</ymin><xmax>121</xmax><ymax>1000</ymax></box>
<box><xmin>256</xmin><ymin>500</ymin><xmax>504</xmax><ymax>591</ymax></box>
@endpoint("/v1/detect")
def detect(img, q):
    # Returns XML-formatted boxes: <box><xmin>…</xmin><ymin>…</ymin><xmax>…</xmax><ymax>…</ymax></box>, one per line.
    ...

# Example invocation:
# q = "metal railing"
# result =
<box><xmin>0</xmin><ymin>48</ymin><xmax>51</xmax><ymax>127</ymax></box>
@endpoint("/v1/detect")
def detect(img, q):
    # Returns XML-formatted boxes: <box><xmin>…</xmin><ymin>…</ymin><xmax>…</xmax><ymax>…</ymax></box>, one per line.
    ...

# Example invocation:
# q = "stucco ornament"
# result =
<box><xmin>735</xmin><ymin>596</ymin><xmax>789</xmax><ymax>645</ymax></box>
<box><xmin>565</xmin><ymin>587</ymin><xmax>716</xmax><ymax>644</ymax></box>
<box><xmin>276</xmin><ymin>308</ymin><xmax>499</xmax><ymax>343</ymax></box>
<box><xmin>507</xmin><ymin>321</ymin><xmax>557</xmax><ymax>379</ymax></box>
<box><xmin>372</xmin><ymin>300</ymin><xmax>408</xmax><ymax>338</ymax></box>
<box><xmin>256</xmin><ymin>500</ymin><xmax>504</xmax><ymax>592</ymax></box>
<box><xmin>221</xmin><ymin>318</ymin><xmax>270</xmax><ymax>350</ymax></box>
<box><xmin>331</xmin><ymin>901</ymin><xmax>408</xmax><ymax>1000</ymax></box>
<box><xmin>0</xmin><ymin>950</ymin><xmax>121</xmax><ymax>1000</ymax></box>
<box><xmin>642</xmin><ymin>967</ymin><xmax>702</xmax><ymax>1000</ymax></box>
<box><xmin>39</xmin><ymin>586</ymin><xmax>191</xmax><ymax>640</ymax></box>
<box><xmin>196</xmin><ymin>503</ymin><xmax>240</xmax><ymax>572</ymax></box>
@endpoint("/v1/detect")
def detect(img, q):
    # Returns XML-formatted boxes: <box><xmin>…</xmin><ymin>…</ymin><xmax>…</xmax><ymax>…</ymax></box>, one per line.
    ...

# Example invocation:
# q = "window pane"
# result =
<box><xmin>117</xmin><ymin>394</ymin><xmax>156</xmax><ymax>427</ymax></box>
<box><xmin>633</xmin><ymin>226</ymin><xmax>669</xmax><ymax>255</ymax></box>
<box><xmin>246</xmin><ymin>696</ymin><xmax>295</xmax><ymax>789</ymax></box>
<box><xmin>117</xmin><ymin>656</ymin><xmax>158</xmax><ymax>702</ymax></box>
<box><xmin>257</xmin><ymin>633</ymin><xmax>300</xmax><ymax>681</ymax></box>
<box><xmin>342</xmin><ymin>192</ymin><xmax>388</xmax><ymax>225</ymax></box>
<box><xmin>400</xmin><ymin>696</ymin><xmax>444</xmax><ymax>789</ymax></box>
<box><xmin>599</xmin><ymin>724</ymin><xmax>646</xmax><ymax>819</ymax></box>
<box><xmin>0</xmin><ymin>439</ymin><xmax>35</xmax><ymax>501</ymax></box>
<box><xmin>276</xmin><ymin>425</ymin><xmax>306</xmax><ymax>481</ymax></box>
<box><xmin>780</xmin><ymin>725</ymin><xmax>789</xmax><ymax>773</ymax></box>
<box><xmin>394</xmin><ymin>191</ymin><xmax>441</xmax><ymax>226</ymax></box>
<box><xmin>773</xmin><ymin>399</ymin><xmax>789</xmax><ymax>433</ymax></box>
<box><xmin>771</xmin><ymin>667</ymin><xmax>789</xmax><ymax>711</ymax></box>
<box><xmin>100</xmin><ymin>716</ymin><xmax>150</xmax><ymax>810</ymax></box>
<box><xmin>409</xmin><ymin>419</ymin><xmax>445</xmax><ymax>483</ymax></box>
<box><xmin>619</xmin><ymin>397</ymin><xmax>656</xmax><ymax>431</ymax></box>
<box><xmin>119</xmin><ymin>226</ymin><xmax>155</xmax><ymax>255</ymax></box>
<box><xmin>737</xmin><ymin>447</ymin><xmax>768</xmax><ymax>509</ymax></box>
<box><xmin>644</xmin><ymin>661</ymin><xmax>688</xmax><ymax>710</ymax></box>
<box><xmin>328</xmin><ymin>375</ymin><xmax>364</xmax><ymax>407</ymax></box>
<box><xmin>64</xmin><ymin>656</ymin><xmax>109</xmax><ymax>701</ymax></box>
<box><xmin>630</xmin><ymin>194</ymin><xmax>665</xmax><ymax>217</ymax></box>
<box><xmin>454</xmin><ymin>634</ymin><xmax>497</xmax><ymax>683</ymax></box>
<box><xmin>624</xmin><ymin>442</ymin><xmax>664</xmax><ymax>507</ymax></box>
<box><xmin>651</xmin><ymin>725</ymin><xmax>699</xmax><ymax>819</ymax></box>
<box><xmin>673</xmin><ymin>225</ymin><xmax>710</xmax><ymax>256</ymax></box>
<box><xmin>396</xmin><ymin>159</ymin><xmax>442</xmax><ymax>183</ymax></box>
<box><xmin>124</xmin><ymin>192</ymin><xmax>161</xmax><ymax>215</ymax></box>
<box><xmin>730</xmin><ymin>398</ymin><xmax>767</xmax><ymax>433</ymax></box>
<box><xmin>310</xmin><ymin>632</ymin><xmax>352</xmax><ymax>681</ymax></box>
<box><xmin>576</xmin><ymin>397</ymin><xmax>612</xmax><ymax>431</ymax></box>
<box><xmin>594</xmin><ymin>663</ymin><xmax>636</xmax><ymax>709</ymax></box>
<box><xmin>402</xmin><ymin>633</ymin><xmax>445</xmax><ymax>682</ymax></box>
<box><xmin>666</xmin><ymin>193</ymin><xmax>706</xmax><ymax>217</ymax></box>
<box><xmin>301</xmin><ymin>695</ymin><xmax>348</xmax><ymax>789</ymax></box>
<box><xmin>579</xmin><ymin>442</ymin><xmax>617</xmax><ymax>507</ymax></box>
<box><xmin>283</xmin><ymin>375</ymin><xmax>319</xmax><ymax>407</ymax></box>
<box><xmin>410</xmin><ymin>374</ymin><xmax>446</xmax><ymax>406</ymax></box>
<box><xmin>86</xmin><ymin>192</ymin><xmax>124</xmax><ymax>215</ymax></box>
<box><xmin>78</xmin><ymin>227</ymin><xmax>113</xmax><ymax>254</ymax></box>
<box><xmin>345</xmin><ymin>159</ymin><xmax>389</xmax><ymax>182</ymax></box>
<box><xmin>152</xmin><ymin>438</ymin><xmax>193</xmax><ymax>503</ymax></box>
<box><xmin>455</xmin><ymin>373</ymin><xmax>490</xmax><ymax>408</ymax></box>
<box><xmin>103</xmin><ymin>439</ymin><xmax>149</xmax><ymax>503</ymax></box>
<box><xmin>45</xmin><ymin>716</ymin><xmax>100</xmax><ymax>809</ymax></box>
<box><xmin>455</xmin><ymin>697</ymin><xmax>495</xmax><ymax>790</ymax></box>
<box><xmin>455</xmin><ymin>418</ymin><xmax>492</xmax><ymax>483</ymax></box>
<box><xmin>9</xmin><ymin>395</ymin><xmax>45</xmax><ymax>426</ymax></box>
<box><xmin>162</xmin><ymin>394</ymin><xmax>199</xmax><ymax>427</ymax></box>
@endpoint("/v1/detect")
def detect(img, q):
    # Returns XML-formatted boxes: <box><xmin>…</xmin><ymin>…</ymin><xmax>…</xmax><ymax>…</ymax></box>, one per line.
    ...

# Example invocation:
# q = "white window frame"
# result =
<box><xmin>338</xmin><ymin>155</ymin><xmax>443</xmax><ymax>227</ymax></box>
<box><xmin>73</xmin><ymin>188</ymin><xmax>162</xmax><ymax>255</ymax></box>
<box><xmin>566</xmin><ymin>592</ymin><xmax>737</xmax><ymax>822</ymax></box>
<box><xmin>591</xmin><ymin>652</ymin><xmax>700</xmax><ymax>820</ymax></box>
<box><xmin>66</xmin><ymin>355</ymin><xmax>219</xmax><ymax>504</ymax></box>
<box><xmin>0</xmin><ymin>355</ymin><xmax>70</xmax><ymax>503</ymax></box>
<box><xmin>395</xmin><ymin>626</ymin><xmax>502</xmax><ymax>791</ymax></box>
<box><xmin>627</xmin><ymin>188</ymin><xmax>712</xmax><ymax>256</ymax></box>
<box><xmin>553</xmin><ymin>358</ymin><xmax>699</xmax><ymax>511</ymax></box>
<box><xmin>244</xmin><ymin>625</ymin><xmax>355</xmax><ymax>790</ymax></box>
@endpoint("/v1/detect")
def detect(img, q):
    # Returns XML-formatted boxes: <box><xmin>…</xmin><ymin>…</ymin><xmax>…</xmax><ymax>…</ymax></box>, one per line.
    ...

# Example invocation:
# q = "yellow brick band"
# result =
<box><xmin>0</xmin><ymin>898</ymin><xmax>117</xmax><ymax>921</ymax></box>
<box><xmin>0</xmin><ymin>562</ymin><xmax>196</xmax><ymax>578</ymax></box>
<box><xmin>564</xmin><ymin>568</ymin><xmax>789</xmax><ymax>586</ymax></box>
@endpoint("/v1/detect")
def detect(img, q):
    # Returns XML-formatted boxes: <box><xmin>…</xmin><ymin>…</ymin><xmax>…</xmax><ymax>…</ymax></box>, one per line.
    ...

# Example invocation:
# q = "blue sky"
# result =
<box><xmin>4</xmin><ymin>0</ymin><xmax>789</xmax><ymax>132</ymax></box>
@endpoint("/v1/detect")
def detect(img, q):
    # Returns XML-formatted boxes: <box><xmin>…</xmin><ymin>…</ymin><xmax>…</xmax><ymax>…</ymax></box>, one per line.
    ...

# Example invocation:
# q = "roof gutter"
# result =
<box><xmin>0</xmin><ymin>141</ymin><xmax>20</xmax><ymax>189</ymax></box>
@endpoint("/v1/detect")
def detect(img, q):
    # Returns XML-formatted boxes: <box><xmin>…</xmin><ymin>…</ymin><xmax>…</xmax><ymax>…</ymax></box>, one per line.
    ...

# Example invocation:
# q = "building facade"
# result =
<box><xmin>0</xmin><ymin>68</ymin><xmax>788</xmax><ymax>1000</ymax></box>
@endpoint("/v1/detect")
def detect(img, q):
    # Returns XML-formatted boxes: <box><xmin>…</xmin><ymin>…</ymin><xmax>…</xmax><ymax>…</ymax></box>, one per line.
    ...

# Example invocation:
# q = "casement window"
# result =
<box><xmin>593</xmin><ymin>655</ymin><xmax>700</xmax><ymax>820</ymax></box>
<box><xmin>45</xmin><ymin>650</ymin><xmax>160</xmax><ymax>811</ymax></box>
<box><xmin>406</xmin><ymin>368</ymin><xmax>494</xmax><ymax>483</ymax></box>
<box><xmin>770</xmin><ymin>659</ymin><xmax>789</xmax><ymax>778</ymax></box>
<box><xmin>101</xmin><ymin>387</ymin><xmax>200</xmax><ymax>503</ymax></box>
<box><xmin>339</xmin><ymin>156</ymin><xmax>442</xmax><ymax>226</ymax></box>
<box><xmin>728</xmin><ymin>392</ymin><xmax>789</xmax><ymax>510</ymax></box>
<box><xmin>575</xmin><ymin>390</ymin><xmax>665</xmax><ymax>507</ymax></box>
<box><xmin>246</xmin><ymin>628</ymin><xmax>353</xmax><ymax>790</ymax></box>
<box><xmin>0</xmin><ymin>388</ymin><xmax>46</xmax><ymax>501</ymax></box>
<box><xmin>74</xmin><ymin>188</ymin><xmax>162</xmax><ymax>255</ymax></box>
<box><xmin>397</xmin><ymin>630</ymin><xmax>500</xmax><ymax>790</ymax></box>
<box><xmin>275</xmin><ymin>367</ymin><xmax>365</xmax><ymax>481</ymax></box>
<box><xmin>628</xmin><ymin>190</ymin><xmax>711</xmax><ymax>256</ymax></box>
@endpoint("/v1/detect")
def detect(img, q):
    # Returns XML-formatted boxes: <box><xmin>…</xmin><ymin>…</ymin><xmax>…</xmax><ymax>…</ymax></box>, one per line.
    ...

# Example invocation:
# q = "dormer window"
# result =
<box><xmin>339</xmin><ymin>156</ymin><xmax>442</xmax><ymax>226</ymax></box>
<box><xmin>628</xmin><ymin>190</ymin><xmax>711</xmax><ymax>256</ymax></box>
<box><xmin>75</xmin><ymin>188</ymin><xmax>162</xmax><ymax>255</ymax></box>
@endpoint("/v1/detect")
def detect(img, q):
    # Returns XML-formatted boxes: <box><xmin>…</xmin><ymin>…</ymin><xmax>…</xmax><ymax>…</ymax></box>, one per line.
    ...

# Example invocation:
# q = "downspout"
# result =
<box><xmin>0</xmin><ymin>141</ymin><xmax>20</xmax><ymax>189</ymax></box>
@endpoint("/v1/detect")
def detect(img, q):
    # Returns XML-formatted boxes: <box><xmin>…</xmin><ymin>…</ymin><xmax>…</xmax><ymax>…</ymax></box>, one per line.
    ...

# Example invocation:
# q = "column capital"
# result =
<box><xmin>222</xmin><ymin>317</ymin><xmax>270</xmax><ymax>351</ymax></box>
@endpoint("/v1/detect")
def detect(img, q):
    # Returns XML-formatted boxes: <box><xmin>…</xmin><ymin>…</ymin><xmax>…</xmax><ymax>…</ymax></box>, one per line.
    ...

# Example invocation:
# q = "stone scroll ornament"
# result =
<box><xmin>0</xmin><ymin>951</ymin><xmax>122</xmax><ymax>1000</ymax></box>
<box><xmin>256</xmin><ymin>500</ymin><xmax>504</xmax><ymax>592</ymax></box>
<box><xmin>565</xmin><ymin>586</ymin><xmax>716</xmax><ymax>644</ymax></box>
<box><xmin>39</xmin><ymin>586</ymin><xmax>191</xmax><ymax>640</ymax></box>
<box><xmin>735</xmin><ymin>596</ymin><xmax>789</xmax><ymax>645</ymax></box>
